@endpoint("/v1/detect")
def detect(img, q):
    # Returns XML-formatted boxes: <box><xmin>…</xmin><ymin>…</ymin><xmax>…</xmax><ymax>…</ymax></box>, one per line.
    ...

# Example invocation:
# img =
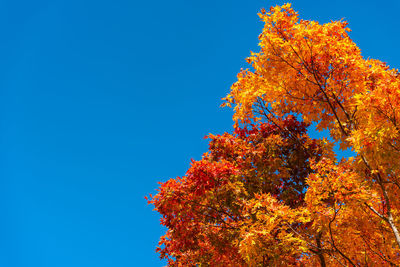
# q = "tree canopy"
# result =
<box><xmin>149</xmin><ymin>4</ymin><xmax>400</xmax><ymax>266</ymax></box>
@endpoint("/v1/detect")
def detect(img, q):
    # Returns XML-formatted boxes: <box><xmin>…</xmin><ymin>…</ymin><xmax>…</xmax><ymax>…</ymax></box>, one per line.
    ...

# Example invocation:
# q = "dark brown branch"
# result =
<box><xmin>328</xmin><ymin>205</ymin><xmax>357</xmax><ymax>267</ymax></box>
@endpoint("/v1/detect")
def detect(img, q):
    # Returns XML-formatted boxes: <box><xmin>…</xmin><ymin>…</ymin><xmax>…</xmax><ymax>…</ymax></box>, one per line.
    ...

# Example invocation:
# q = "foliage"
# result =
<box><xmin>149</xmin><ymin>3</ymin><xmax>400</xmax><ymax>266</ymax></box>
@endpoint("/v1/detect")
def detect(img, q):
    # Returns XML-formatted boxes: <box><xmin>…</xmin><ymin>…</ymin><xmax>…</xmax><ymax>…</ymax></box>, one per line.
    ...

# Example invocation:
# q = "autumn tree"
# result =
<box><xmin>149</xmin><ymin>4</ymin><xmax>400</xmax><ymax>266</ymax></box>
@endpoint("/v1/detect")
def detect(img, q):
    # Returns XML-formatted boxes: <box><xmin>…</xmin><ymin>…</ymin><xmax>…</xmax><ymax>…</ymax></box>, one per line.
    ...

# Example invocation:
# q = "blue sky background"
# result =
<box><xmin>1</xmin><ymin>0</ymin><xmax>399</xmax><ymax>266</ymax></box>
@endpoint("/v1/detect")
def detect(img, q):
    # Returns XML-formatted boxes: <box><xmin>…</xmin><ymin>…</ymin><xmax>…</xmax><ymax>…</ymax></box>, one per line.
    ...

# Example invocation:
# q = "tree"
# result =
<box><xmin>149</xmin><ymin>4</ymin><xmax>400</xmax><ymax>266</ymax></box>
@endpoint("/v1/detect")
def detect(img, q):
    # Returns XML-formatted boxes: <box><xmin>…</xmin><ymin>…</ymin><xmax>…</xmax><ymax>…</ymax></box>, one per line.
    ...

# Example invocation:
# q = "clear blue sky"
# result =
<box><xmin>1</xmin><ymin>0</ymin><xmax>399</xmax><ymax>266</ymax></box>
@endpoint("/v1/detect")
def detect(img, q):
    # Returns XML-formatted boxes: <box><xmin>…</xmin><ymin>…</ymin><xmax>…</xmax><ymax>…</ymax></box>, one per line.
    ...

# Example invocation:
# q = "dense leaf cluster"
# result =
<box><xmin>150</xmin><ymin>4</ymin><xmax>400</xmax><ymax>266</ymax></box>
